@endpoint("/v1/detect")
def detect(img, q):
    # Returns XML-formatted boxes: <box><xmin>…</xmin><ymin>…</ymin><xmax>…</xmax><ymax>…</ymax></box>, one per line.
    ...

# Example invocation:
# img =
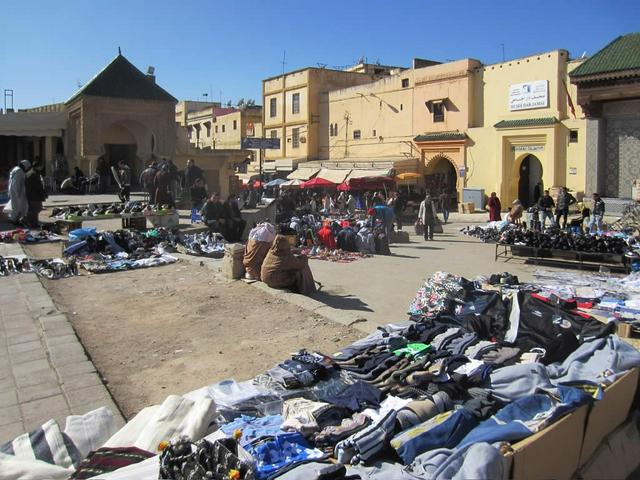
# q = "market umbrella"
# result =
<box><xmin>250</xmin><ymin>180</ymin><xmax>263</xmax><ymax>188</ymax></box>
<box><xmin>264</xmin><ymin>178</ymin><xmax>286</xmax><ymax>188</ymax></box>
<box><xmin>280</xmin><ymin>179</ymin><xmax>304</xmax><ymax>189</ymax></box>
<box><xmin>337</xmin><ymin>182</ymin><xmax>352</xmax><ymax>191</ymax></box>
<box><xmin>395</xmin><ymin>172</ymin><xmax>422</xmax><ymax>181</ymax></box>
<box><xmin>301</xmin><ymin>177</ymin><xmax>336</xmax><ymax>189</ymax></box>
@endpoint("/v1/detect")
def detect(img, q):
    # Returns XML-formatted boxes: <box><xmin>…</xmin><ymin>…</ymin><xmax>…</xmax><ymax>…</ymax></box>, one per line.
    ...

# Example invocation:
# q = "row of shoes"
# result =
<box><xmin>460</xmin><ymin>226</ymin><xmax>506</xmax><ymax>243</ymax></box>
<box><xmin>0</xmin><ymin>257</ymin><xmax>32</xmax><ymax>275</ymax></box>
<box><xmin>31</xmin><ymin>258</ymin><xmax>79</xmax><ymax>279</ymax></box>
<box><xmin>499</xmin><ymin>229</ymin><xmax>630</xmax><ymax>254</ymax></box>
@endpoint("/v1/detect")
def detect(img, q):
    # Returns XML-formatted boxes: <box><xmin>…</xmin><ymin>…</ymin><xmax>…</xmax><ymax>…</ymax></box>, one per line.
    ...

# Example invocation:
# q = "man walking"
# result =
<box><xmin>116</xmin><ymin>160</ymin><xmax>131</xmax><ymax>202</ymax></box>
<box><xmin>438</xmin><ymin>191</ymin><xmax>450</xmax><ymax>224</ymax></box>
<box><xmin>537</xmin><ymin>190</ymin><xmax>555</xmax><ymax>229</ymax></box>
<box><xmin>555</xmin><ymin>187</ymin><xmax>576</xmax><ymax>229</ymax></box>
<box><xmin>183</xmin><ymin>158</ymin><xmax>203</xmax><ymax>189</ymax></box>
<box><xmin>139</xmin><ymin>163</ymin><xmax>158</xmax><ymax>203</ymax></box>
<box><xmin>589</xmin><ymin>193</ymin><xmax>605</xmax><ymax>234</ymax></box>
<box><xmin>418</xmin><ymin>192</ymin><xmax>437</xmax><ymax>241</ymax></box>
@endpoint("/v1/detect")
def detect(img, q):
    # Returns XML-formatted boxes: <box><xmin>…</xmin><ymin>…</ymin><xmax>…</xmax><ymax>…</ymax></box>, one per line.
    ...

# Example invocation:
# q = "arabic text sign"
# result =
<box><xmin>509</xmin><ymin>80</ymin><xmax>549</xmax><ymax>111</ymax></box>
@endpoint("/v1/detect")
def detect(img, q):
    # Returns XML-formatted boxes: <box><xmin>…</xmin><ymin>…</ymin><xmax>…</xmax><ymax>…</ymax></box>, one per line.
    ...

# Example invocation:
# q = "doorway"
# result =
<box><xmin>518</xmin><ymin>154</ymin><xmax>543</xmax><ymax>208</ymax></box>
<box><xmin>425</xmin><ymin>156</ymin><xmax>458</xmax><ymax>199</ymax></box>
<box><xmin>105</xmin><ymin>144</ymin><xmax>137</xmax><ymax>185</ymax></box>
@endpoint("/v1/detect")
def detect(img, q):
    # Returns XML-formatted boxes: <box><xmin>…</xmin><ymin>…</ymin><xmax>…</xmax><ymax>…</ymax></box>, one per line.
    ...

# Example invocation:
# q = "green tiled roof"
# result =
<box><xmin>494</xmin><ymin>117</ymin><xmax>557</xmax><ymax>129</ymax></box>
<box><xmin>66</xmin><ymin>54</ymin><xmax>177</xmax><ymax>104</ymax></box>
<box><xmin>570</xmin><ymin>33</ymin><xmax>640</xmax><ymax>78</ymax></box>
<box><xmin>414</xmin><ymin>131</ymin><xmax>466</xmax><ymax>142</ymax></box>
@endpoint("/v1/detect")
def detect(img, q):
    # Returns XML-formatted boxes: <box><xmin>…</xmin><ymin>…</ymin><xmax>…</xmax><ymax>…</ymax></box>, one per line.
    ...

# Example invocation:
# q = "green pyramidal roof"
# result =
<box><xmin>570</xmin><ymin>33</ymin><xmax>640</xmax><ymax>79</ymax></box>
<box><xmin>66</xmin><ymin>54</ymin><xmax>177</xmax><ymax>104</ymax></box>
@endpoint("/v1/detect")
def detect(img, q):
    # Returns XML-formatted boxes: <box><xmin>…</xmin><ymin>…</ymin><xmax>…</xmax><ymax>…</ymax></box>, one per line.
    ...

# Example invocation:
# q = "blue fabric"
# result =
<box><xmin>63</xmin><ymin>240</ymin><xmax>89</xmax><ymax>256</ymax></box>
<box><xmin>245</xmin><ymin>431</ymin><xmax>325</xmax><ymax>480</ymax></box>
<box><xmin>457</xmin><ymin>386</ymin><xmax>591</xmax><ymax>448</ymax></box>
<box><xmin>373</xmin><ymin>205</ymin><xmax>394</xmax><ymax>222</ymax></box>
<box><xmin>68</xmin><ymin>227</ymin><xmax>97</xmax><ymax>242</ymax></box>
<box><xmin>391</xmin><ymin>409</ymin><xmax>478</xmax><ymax>464</ymax></box>
<box><xmin>219</xmin><ymin>414</ymin><xmax>283</xmax><ymax>447</ymax></box>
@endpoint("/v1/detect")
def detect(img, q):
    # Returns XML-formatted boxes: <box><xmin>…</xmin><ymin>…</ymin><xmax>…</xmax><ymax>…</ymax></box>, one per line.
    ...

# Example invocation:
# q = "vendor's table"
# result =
<box><xmin>121</xmin><ymin>213</ymin><xmax>147</xmax><ymax>230</ymax></box>
<box><xmin>495</xmin><ymin>243</ymin><xmax>630</xmax><ymax>272</ymax></box>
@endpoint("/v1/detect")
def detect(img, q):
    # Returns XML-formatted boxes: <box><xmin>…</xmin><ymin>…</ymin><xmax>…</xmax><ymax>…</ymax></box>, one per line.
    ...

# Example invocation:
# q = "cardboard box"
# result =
<box><xmin>579</xmin><ymin>368</ymin><xmax>639</xmax><ymax>466</ymax></box>
<box><xmin>507</xmin><ymin>404</ymin><xmax>588</xmax><ymax>480</ymax></box>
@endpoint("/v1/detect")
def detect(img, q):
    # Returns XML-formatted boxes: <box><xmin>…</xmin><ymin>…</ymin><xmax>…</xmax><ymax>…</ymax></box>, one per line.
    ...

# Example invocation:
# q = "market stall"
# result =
<box><xmin>3</xmin><ymin>269</ymin><xmax>640</xmax><ymax>479</ymax></box>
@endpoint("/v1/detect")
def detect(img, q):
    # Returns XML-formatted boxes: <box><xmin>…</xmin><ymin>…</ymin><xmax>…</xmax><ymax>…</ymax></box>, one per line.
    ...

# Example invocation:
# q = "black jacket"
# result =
<box><xmin>537</xmin><ymin>195</ymin><xmax>555</xmax><ymax>211</ymax></box>
<box><xmin>25</xmin><ymin>172</ymin><xmax>48</xmax><ymax>202</ymax></box>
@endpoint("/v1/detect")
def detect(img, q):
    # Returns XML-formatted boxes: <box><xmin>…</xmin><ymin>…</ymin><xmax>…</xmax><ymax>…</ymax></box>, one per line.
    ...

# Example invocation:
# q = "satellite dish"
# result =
<box><xmin>147</xmin><ymin>66</ymin><xmax>155</xmax><ymax>75</ymax></box>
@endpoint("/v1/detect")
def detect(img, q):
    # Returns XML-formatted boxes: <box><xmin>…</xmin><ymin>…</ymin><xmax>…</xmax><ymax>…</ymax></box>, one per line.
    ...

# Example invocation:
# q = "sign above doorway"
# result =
<box><xmin>512</xmin><ymin>145</ymin><xmax>545</xmax><ymax>152</ymax></box>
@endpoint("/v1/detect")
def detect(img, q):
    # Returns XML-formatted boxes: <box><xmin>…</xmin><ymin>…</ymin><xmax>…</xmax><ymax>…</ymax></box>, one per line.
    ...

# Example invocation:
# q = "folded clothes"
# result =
<box><xmin>70</xmin><ymin>447</ymin><xmax>155</xmax><ymax>479</ymax></box>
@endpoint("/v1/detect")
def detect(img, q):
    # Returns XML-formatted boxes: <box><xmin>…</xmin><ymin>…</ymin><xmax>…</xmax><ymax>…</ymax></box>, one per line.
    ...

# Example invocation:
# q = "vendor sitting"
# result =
<box><xmin>507</xmin><ymin>200</ymin><xmax>524</xmax><ymax>225</ymax></box>
<box><xmin>261</xmin><ymin>235</ymin><xmax>317</xmax><ymax>295</ymax></box>
<box><xmin>200</xmin><ymin>192</ymin><xmax>228</xmax><ymax>237</ymax></box>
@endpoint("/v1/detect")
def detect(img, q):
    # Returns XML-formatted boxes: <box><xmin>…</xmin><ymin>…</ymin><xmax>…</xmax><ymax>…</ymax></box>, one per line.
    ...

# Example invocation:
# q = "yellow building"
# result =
<box><xmin>321</xmin><ymin>58</ymin><xmax>480</xmax><ymax>192</ymax></box>
<box><xmin>262</xmin><ymin>65</ymin><xmax>397</xmax><ymax>176</ymax></box>
<box><xmin>286</xmin><ymin>50</ymin><xmax>586</xmax><ymax>208</ymax></box>
<box><xmin>467</xmin><ymin>50</ymin><xmax>586</xmax><ymax>207</ymax></box>
<box><xmin>175</xmin><ymin>100</ymin><xmax>220</xmax><ymax>126</ymax></box>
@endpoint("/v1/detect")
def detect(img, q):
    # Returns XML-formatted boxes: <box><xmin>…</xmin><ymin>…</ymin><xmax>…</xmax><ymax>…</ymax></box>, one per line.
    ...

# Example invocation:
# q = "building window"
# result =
<box><xmin>292</xmin><ymin>128</ymin><xmax>300</xmax><ymax>148</ymax></box>
<box><xmin>270</xmin><ymin>130</ymin><xmax>277</xmax><ymax>139</ymax></box>
<box><xmin>372</xmin><ymin>129</ymin><xmax>376</xmax><ymax>137</ymax></box>
<box><xmin>400</xmin><ymin>104</ymin><xmax>403</xmax><ymax>111</ymax></box>
<box><xmin>222</xmin><ymin>125</ymin><xmax>226</xmax><ymax>133</ymax></box>
<box><xmin>353</xmin><ymin>129</ymin><xmax>361</xmax><ymax>140</ymax></box>
<box><xmin>270</xmin><ymin>98</ymin><xmax>277</xmax><ymax>117</ymax></box>
<box><xmin>433</xmin><ymin>102</ymin><xmax>445</xmax><ymax>123</ymax></box>
<box><xmin>214</xmin><ymin>125</ymin><xmax>218</xmax><ymax>134</ymax></box>
<box><xmin>569</xmin><ymin>130</ymin><xmax>579</xmax><ymax>143</ymax></box>
<box><xmin>292</xmin><ymin>93</ymin><xmax>300</xmax><ymax>114</ymax></box>
<box><xmin>233</xmin><ymin>120</ymin><xmax>237</xmax><ymax>130</ymax></box>
<box><xmin>402</xmin><ymin>78</ymin><xmax>409</xmax><ymax>88</ymax></box>
<box><xmin>205</xmin><ymin>123</ymin><xmax>211</xmax><ymax>137</ymax></box>
<box><xmin>329</xmin><ymin>124</ymin><xmax>334</xmax><ymax>136</ymax></box>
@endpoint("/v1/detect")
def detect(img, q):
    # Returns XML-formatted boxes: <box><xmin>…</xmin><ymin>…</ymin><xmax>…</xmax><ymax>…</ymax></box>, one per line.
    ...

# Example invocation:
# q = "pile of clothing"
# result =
<box><xmin>177</xmin><ymin>231</ymin><xmax>227</xmax><ymax>257</ymax></box>
<box><xmin>0</xmin><ymin>227</ymin><xmax>63</xmax><ymax>244</ymax></box>
<box><xmin>281</xmin><ymin>215</ymin><xmax>389</xmax><ymax>257</ymax></box>
<box><xmin>5</xmin><ymin>271</ymin><xmax>640</xmax><ymax>480</ymax></box>
<box><xmin>63</xmin><ymin>227</ymin><xmax>179</xmax><ymax>274</ymax></box>
<box><xmin>298</xmin><ymin>247</ymin><xmax>371</xmax><ymax>263</ymax></box>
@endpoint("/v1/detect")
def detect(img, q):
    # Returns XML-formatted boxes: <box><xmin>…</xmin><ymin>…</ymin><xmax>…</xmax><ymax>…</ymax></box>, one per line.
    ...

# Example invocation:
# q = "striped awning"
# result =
<box><xmin>287</xmin><ymin>166</ymin><xmax>320</xmax><ymax>180</ymax></box>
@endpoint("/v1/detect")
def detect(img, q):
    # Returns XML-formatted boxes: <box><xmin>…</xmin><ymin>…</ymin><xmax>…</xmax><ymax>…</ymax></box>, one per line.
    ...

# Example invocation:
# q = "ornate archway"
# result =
<box><xmin>424</xmin><ymin>154</ymin><xmax>459</xmax><ymax>198</ymax></box>
<box><xmin>101</xmin><ymin>120</ymin><xmax>155</xmax><ymax>184</ymax></box>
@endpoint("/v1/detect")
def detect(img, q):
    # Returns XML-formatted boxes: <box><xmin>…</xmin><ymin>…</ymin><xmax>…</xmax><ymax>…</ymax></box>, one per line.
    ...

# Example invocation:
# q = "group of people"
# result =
<box><xmin>503</xmin><ymin>187</ymin><xmax>606</xmax><ymax>234</ymax></box>
<box><xmin>4</xmin><ymin>160</ymin><xmax>48</xmax><ymax>227</ymax></box>
<box><xmin>138</xmin><ymin>158</ymin><xmax>181</xmax><ymax>206</ymax></box>
<box><xmin>199</xmin><ymin>192</ymin><xmax>247</xmax><ymax>242</ymax></box>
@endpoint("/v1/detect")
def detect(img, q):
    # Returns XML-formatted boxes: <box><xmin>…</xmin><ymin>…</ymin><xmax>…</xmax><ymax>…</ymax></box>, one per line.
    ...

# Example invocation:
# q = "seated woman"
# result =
<box><xmin>261</xmin><ymin>235</ymin><xmax>317</xmax><ymax>295</ymax></box>
<box><xmin>243</xmin><ymin>223</ymin><xmax>276</xmax><ymax>280</ymax></box>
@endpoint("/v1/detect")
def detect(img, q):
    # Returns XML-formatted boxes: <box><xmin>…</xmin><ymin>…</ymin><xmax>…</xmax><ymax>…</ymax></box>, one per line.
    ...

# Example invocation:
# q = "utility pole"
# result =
<box><xmin>343</xmin><ymin>111</ymin><xmax>351</xmax><ymax>158</ymax></box>
<box><xmin>500</xmin><ymin>43</ymin><xmax>505</xmax><ymax>62</ymax></box>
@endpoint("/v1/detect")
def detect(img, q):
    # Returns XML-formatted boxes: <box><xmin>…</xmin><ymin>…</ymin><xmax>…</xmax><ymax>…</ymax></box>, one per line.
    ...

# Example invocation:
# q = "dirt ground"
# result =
<box><xmin>24</xmin><ymin>243</ymin><xmax>363</xmax><ymax>419</ymax></box>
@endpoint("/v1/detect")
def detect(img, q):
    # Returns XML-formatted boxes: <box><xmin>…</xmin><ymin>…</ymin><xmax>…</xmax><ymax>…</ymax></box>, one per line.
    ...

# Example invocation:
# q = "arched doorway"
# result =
<box><xmin>517</xmin><ymin>154</ymin><xmax>543</xmax><ymax>208</ymax></box>
<box><xmin>102</xmin><ymin>121</ymin><xmax>153</xmax><ymax>186</ymax></box>
<box><xmin>425</xmin><ymin>156</ymin><xmax>458</xmax><ymax>198</ymax></box>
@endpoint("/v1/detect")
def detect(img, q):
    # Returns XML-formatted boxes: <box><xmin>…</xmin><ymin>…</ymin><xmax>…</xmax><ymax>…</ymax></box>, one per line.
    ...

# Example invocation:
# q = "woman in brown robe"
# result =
<box><xmin>154</xmin><ymin>165</ymin><xmax>173</xmax><ymax>206</ymax></box>
<box><xmin>243</xmin><ymin>240</ymin><xmax>272</xmax><ymax>280</ymax></box>
<box><xmin>261</xmin><ymin>235</ymin><xmax>317</xmax><ymax>295</ymax></box>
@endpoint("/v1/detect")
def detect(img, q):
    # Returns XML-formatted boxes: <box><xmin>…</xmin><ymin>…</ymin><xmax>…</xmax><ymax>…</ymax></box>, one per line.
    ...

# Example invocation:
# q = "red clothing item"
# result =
<box><xmin>487</xmin><ymin>197</ymin><xmax>502</xmax><ymax>222</ymax></box>
<box><xmin>317</xmin><ymin>225</ymin><xmax>337</xmax><ymax>249</ymax></box>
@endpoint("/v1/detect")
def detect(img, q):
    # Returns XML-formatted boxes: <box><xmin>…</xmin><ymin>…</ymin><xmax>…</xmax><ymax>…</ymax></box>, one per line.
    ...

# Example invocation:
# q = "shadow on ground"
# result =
<box><xmin>311</xmin><ymin>290</ymin><xmax>374</xmax><ymax>312</ymax></box>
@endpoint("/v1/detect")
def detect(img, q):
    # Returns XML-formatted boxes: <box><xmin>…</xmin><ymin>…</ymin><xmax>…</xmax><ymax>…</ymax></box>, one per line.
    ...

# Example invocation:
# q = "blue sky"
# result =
<box><xmin>1</xmin><ymin>0</ymin><xmax>637</xmax><ymax>109</ymax></box>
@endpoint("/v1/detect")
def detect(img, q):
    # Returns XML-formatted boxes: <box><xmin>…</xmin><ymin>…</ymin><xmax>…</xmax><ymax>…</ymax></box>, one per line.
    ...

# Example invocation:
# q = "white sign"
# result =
<box><xmin>509</xmin><ymin>80</ymin><xmax>549</xmax><ymax>111</ymax></box>
<box><xmin>513</xmin><ymin>145</ymin><xmax>545</xmax><ymax>152</ymax></box>
<box><xmin>569</xmin><ymin>167</ymin><xmax>577</xmax><ymax>175</ymax></box>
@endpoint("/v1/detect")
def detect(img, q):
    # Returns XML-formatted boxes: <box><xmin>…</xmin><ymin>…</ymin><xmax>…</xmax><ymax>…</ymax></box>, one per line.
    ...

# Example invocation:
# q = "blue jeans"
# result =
<box><xmin>540</xmin><ymin>210</ymin><xmax>554</xmax><ymax>229</ymax></box>
<box><xmin>588</xmin><ymin>214</ymin><xmax>603</xmax><ymax>234</ymax></box>
<box><xmin>442</xmin><ymin>208</ymin><xmax>449</xmax><ymax>223</ymax></box>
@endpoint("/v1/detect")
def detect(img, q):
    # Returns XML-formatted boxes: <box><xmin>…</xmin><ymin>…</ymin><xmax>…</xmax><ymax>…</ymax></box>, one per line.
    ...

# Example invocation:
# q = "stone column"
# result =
<box><xmin>44</xmin><ymin>136</ymin><xmax>55</xmax><ymax>176</ymax></box>
<box><xmin>585</xmin><ymin>118</ymin><xmax>604</xmax><ymax>196</ymax></box>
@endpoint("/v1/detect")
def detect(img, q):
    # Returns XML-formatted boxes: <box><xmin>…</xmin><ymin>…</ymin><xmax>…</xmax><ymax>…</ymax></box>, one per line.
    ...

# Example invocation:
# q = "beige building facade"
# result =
<box><xmin>291</xmin><ymin>50</ymin><xmax>587</xmax><ymax>208</ymax></box>
<box><xmin>262</xmin><ymin>66</ymin><xmax>396</xmax><ymax>174</ymax></box>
